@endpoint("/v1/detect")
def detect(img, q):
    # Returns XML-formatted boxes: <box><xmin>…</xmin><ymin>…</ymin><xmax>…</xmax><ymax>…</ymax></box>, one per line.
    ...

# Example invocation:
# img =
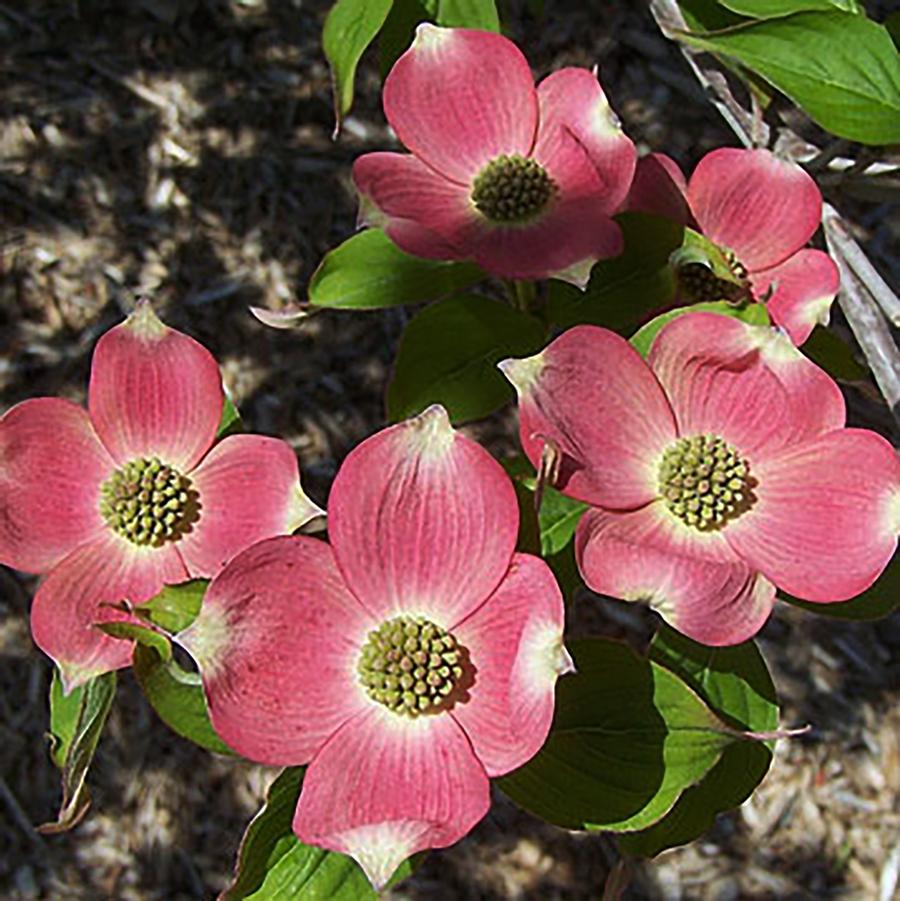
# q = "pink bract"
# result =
<box><xmin>625</xmin><ymin>148</ymin><xmax>840</xmax><ymax>345</ymax></box>
<box><xmin>180</xmin><ymin>405</ymin><xmax>572</xmax><ymax>888</ymax></box>
<box><xmin>352</xmin><ymin>26</ymin><xmax>636</xmax><ymax>286</ymax></box>
<box><xmin>501</xmin><ymin>313</ymin><xmax>900</xmax><ymax>646</ymax></box>
<box><xmin>0</xmin><ymin>302</ymin><xmax>322</xmax><ymax>691</ymax></box>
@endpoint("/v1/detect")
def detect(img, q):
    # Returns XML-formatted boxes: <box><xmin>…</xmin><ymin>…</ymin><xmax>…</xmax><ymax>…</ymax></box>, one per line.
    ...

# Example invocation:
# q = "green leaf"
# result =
<box><xmin>536</xmin><ymin>489</ymin><xmax>589</xmax><ymax>557</ymax></box>
<box><xmin>132</xmin><ymin>645</ymin><xmax>233</xmax><ymax>755</ymax></box>
<box><xmin>223</xmin><ymin>767</ymin><xmax>306</xmax><ymax>901</ymax></box>
<box><xmin>629</xmin><ymin>300</ymin><xmax>770</xmax><ymax>358</ymax></box>
<box><xmin>800</xmin><ymin>326</ymin><xmax>866</xmax><ymax>381</ymax></box>
<box><xmin>135</xmin><ymin>579</ymin><xmax>208</xmax><ymax>633</ymax></box>
<box><xmin>41</xmin><ymin>670</ymin><xmax>117</xmax><ymax>833</ymax></box>
<box><xmin>547</xmin><ymin>213</ymin><xmax>682</xmax><ymax>333</ymax></box>
<box><xmin>648</xmin><ymin>625</ymin><xmax>778</xmax><ymax>733</ymax></box>
<box><xmin>323</xmin><ymin>0</ymin><xmax>394</xmax><ymax>127</ymax></box>
<box><xmin>619</xmin><ymin>626</ymin><xmax>777</xmax><ymax>856</ymax></box>
<box><xmin>677</xmin><ymin>11</ymin><xmax>900</xmax><ymax>144</ymax></box>
<box><xmin>218</xmin><ymin>395</ymin><xmax>244</xmax><ymax>440</ymax></box>
<box><xmin>780</xmin><ymin>552</ymin><xmax>900</xmax><ymax>620</ymax></box>
<box><xmin>500</xmin><ymin>639</ymin><xmax>745</xmax><ymax>832</ymax></box>
<box><xmin>226</xmin><ymin>766</ymin><xmax>418</xmax><ymax>900</ymax></box>
<box><xmin>309</xmin><ymin>229</ymin><xmax>483</xmax><ymax>310</ymax></box>
<box><xmin>433</xmin><ymin>0</ymin><xmax>499</xmax><ymax>29</ymax></box>
<box><xmin>718</xmin><ymin>0</ymin><xmax>862</xmax><ymax>17</ymax></box>
<box><xmin>386</xmin><ymin>294</ymin><xmax>546</xmax><ymax>423</ymax></box>
<box><xmin>96</xmin><ymin>621</ymin><xmax>172</xmax><ymax>661</ymax></box>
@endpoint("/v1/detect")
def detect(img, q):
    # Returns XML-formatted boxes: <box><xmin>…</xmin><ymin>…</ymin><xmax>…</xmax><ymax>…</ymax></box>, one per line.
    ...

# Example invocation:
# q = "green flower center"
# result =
<box><xmin>677</xmin><ymin>262</ymin><xmax>749</xmax><ymax>305</ymax></box>
<box><xmin>99</xmin><ymin>456</ymin><xmax>198</xmax><ymax>546</ymax></box>
<box><xmin>658</xmin><ymin>434</ymin><xmax>753</xmax><ymax>531</ymax></box>
<box><xmin>471</xmin><ymin>154</ymin><xmax>556</xmax><ymax>223</ymax></box>
<box><xmin>358</xmin><ymin>615</ymin><xmax>471</xmax><ymax>717</ymax></box>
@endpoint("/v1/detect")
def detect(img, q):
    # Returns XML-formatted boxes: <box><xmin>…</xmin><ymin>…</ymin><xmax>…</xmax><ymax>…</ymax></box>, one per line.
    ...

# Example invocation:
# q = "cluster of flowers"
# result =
<box><xmin>1</xmin><ymin>24</ymin><xmax>898</xmax><ymax>890</ymax></box>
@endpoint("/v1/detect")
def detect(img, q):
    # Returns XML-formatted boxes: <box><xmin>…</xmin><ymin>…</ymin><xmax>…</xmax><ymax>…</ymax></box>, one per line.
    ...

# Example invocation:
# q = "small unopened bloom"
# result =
<box><xmin>353</xmin><ymin>25</ymin><xmax>636</xmax><ymax>286</ymax></box>
<box><xmin>0</xmin><ymin>303</ymin><xmax>321</xmax><ymax>690</ymax></box>
<box><xmin>501</xmin><ymin>313</ymin><xmax>899</xmax><ymax>646</ymax></box>
<box><xmin>180</xmin><ymin>406</ymin><xmax>571</xmax><ymax>888</ymax></box>
<box><xmin>625</xmin><ymin>148</ymin><xmax>840</xmax><ymax>345</ymax></box>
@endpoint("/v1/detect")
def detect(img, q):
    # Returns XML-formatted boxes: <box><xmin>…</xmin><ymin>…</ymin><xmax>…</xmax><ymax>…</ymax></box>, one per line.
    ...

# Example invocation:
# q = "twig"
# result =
<box><xmin>824</xmin><ymin>208</ymin><xmax>900</xmax><ymax>421</ymax></box>
<box><xmin>823</xmin><ymin>206</ymin><xmax>900</xmax><ymax>326</ymax></box>
<box><xmin>648</xmin><ymin>0</ymin><xmax>769</xmax><ymax>148</ymax></box>
<box><xmin>0</xmin><ymin>777</ymin><xmax>44</xmax><ymax>848</ymax></box>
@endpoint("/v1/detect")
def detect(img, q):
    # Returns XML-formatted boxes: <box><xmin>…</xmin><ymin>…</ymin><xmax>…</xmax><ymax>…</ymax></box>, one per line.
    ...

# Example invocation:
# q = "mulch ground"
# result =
<box><xmin>1</xmin><ymin>1</ymin><xmax>897</xmax><ymax>898</ymax></box>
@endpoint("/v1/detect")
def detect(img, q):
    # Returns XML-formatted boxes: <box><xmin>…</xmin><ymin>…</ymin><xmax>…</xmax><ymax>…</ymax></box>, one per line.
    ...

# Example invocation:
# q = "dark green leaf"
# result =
<box><xmin>379</xmin><ymin>0</ymin><xmax>430</xmax><ymax>76</ymax></box>
<box><xmin>888</xmin><ymin>12</ymin><xmax>900</xmax><ymax>52</ymax></box>
<box><xmin>629</xmin><ymin>300</ymin><xmax>770</xmax><ymax>358</ymax></box>
<box><xmin>718</xmin><ymin>0</ymin><xmax>862</xmax><ymax>16</ymax></box>
<box><xmin>433</xmin><ymin>0</ymin><xmax>499</xmax><ymax>29</ymax></box>
<box><xmin>678</xmin><ymin>12</ymin><xmax>900</xmax><ymax>144</ymax></box>
<box><xmin>135</xmin><ymin>579</ymin><xmax>208</xmax><ymax>634</ymax></box>
<box><xmin>309</xmin><ymin>229</ymin><xmax>483</xmax><ymax>310</ymax></box>
<box><xmin>500</xmin><ymin>639</ymin><xmax>743</xmax><ymax>832</ymax></box>
<box><xmin>323</xmin><ymin>0</ymin><xmax>394</xmax><ymax>127</ymax></box>
<box><xmin>223</xmin><ymin>767</ymin><xmax>305</xmax><ymax>901</ymax></box>
<box><xmin>387</xmin><ymin>294</ymin><xmax>546</xmax><ymax>423</ymax></box>
<box><xmin>41</xmin><ymin>670</ymin><xmax>117</xmax><ymax>833</ymax></box>
<box><xmin>781</xmin><ymin>552</ymin><xmax>899</xmax><ymax>620</ymax></box>
<box><xmin>679</xmin><ymin>0</ymin><xmax>746</xmax><ymax>30</ymax></box>
<box><xmin>546</xmin><ymin>213</ymin><xmax>682</xmax><ymax>333</ymax></box>
<box><xmin>218</xmin><ymin>395</ymin><xmax>244</xmax><ymax>440</ymax></box>
<box><xmin>800</xmin><ymin>326</ymin><xmax>866</xmax><ymax>381</ymax></box>
<box><xmin>620</xmin><ymin>626</ymin><xmax>777</xmax><ymax>856</ymax></box>
<box><xmin>132</xmin><ymin>645</ymin><xmax>233</xmax><ymax>755</ymax></box>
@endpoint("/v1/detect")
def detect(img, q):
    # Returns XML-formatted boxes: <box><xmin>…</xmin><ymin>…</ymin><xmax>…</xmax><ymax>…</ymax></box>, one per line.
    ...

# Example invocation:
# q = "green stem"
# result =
<box><xmin>508</xmin><ymin>279</ymin><xmax>537</xmax><ymax>313</ymax></box>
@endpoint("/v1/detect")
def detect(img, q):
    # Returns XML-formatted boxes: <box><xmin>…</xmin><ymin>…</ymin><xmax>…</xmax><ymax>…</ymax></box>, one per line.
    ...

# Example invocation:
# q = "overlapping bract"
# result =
<box><xmin>501</xmin><ymin>313</ymin><xmax>900</xmax><ymax>645</ymax></box>
<box><xmin>353</xmin><ymin>25</ymin><xmax>635</xmax><ymax>285</ymax></box>
<box><xmin>626</xmin><ymin>148</ymin><xmax>840</xmax><ymax>344</ymax></box>
<box><xmin>180</xmin><ymin>406</ymin><xmax>571</xmax><ymax>888</ymax></box>
<box><xmin>0</xmin><ymin>303</ymin><xmax>321</xmax><ymax>690</ymax></box>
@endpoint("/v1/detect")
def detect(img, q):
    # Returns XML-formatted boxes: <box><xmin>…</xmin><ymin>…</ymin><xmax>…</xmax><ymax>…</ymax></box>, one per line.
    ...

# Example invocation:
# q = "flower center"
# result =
<box><xmin>99</xmin><ymin>456</ymin><xmax>197</xmax><ymax>546</ymax></box>
<box><xmin>471</xmin><ymin>154</ymin><xmax>556</xmax><ymax>223</ymax></box>
<box><xmin>677</xmin><ymin>262</ymin><xmax>749</xmax><ymax>305</ymax></box>
<box><xmin>357</xmin><ymin>615</ymin><xmax>470</xmax><ymax>717</ymax></box>
<box><xmin>658</xmin><ymin>434</ymin><xmax>753</xmax><ymax>531</ymax></box>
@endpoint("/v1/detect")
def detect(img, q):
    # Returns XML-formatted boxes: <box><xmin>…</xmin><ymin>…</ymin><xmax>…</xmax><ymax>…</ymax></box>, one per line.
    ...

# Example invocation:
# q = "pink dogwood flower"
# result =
<box><xmin>625</xmin><ymin>148</ymin><xmax>840</xmax><ymax>345</ymax></box>
<box><xmin>500</xmin><ymin>312</ymin><xmax>900</xmax><ymax>646</ymax></box>
<box><xmin>352</xmin><ymin>25</ymin><xmax>636</xmax><ymax>286</ymax></box>
<box><xmin>0</xmin><ymin>303</ymin><xmax>322</xmax><ymax>691</ymax></box>
<box><xmin>179</xmin><ymin>405</ymin><xmax>572</xmax><ymax>888</ymax></box>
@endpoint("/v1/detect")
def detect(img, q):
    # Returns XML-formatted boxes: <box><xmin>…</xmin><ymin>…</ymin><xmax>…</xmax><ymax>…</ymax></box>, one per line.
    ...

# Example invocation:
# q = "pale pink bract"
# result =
<box><xmin>0</xmin><ymin>302</ymin><xmax>322</xmax><ymax>691</ymax></box>
<box><xmin>180</xmin><ymin>405</ymin><xmax>572</xmax><ymax>888</ymax></box>
<box><xmin>352</xmin><ymin>25</ymin><xmax>636</xmax><ymax>286</ymax></box>
<box><xmin>500</xmin><ymin>313</ymin><xmax>900</xmax><ymax>646</ymax></box>
<box><xmin>625</xmin><ymin>148</ymin><xmax>840</xmax><ymax>345</ymax></box>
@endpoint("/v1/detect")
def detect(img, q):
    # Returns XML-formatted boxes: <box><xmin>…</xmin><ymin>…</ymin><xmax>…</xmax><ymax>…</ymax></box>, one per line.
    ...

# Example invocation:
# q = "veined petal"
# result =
<box><xmin>452</xmin><ymin>553</ymin><xmax>571</xmax><ymax>777</ymax></box>
<box><xmin>576</xmin><ymin>504</ymin><xmax>775</xmax><ymax>646</ymax></box>
<box><xmin>726</xmin><ymin>429</ymin><xmax>900</xmax><ymax>601</ymax></box>
<box><xmin>31</xmin><ymin>531</ymin><xmax>188</xmax><ymax>690</ymax></box>
<box><xmin>88</xmin><ymin>302</ymin><xmax>223</xmax><ymax>472</ymax></box>
<box><xmin>751</xmin><ymin>249</ymin><xmax>840</xmax><ymax>346</ymax></box>
<box><xmin>178</xmin><ymin>536</ymin><xmax>372</xmax><ymax>765</ymax></box>
<box><xmin>648</xmin><ymin>312</ymin><xmax>845</xmax><ymax>461</ymax></box>
<box><xmin>383</xmin><ymin>25</ymin><xmax>538</xmax><ymax>183</ymax></box>
<box><xmin>328</xmin><ymin>406</ymin><xmax>518</xmax><ymax>626</ymax></box>
<box><xmin>293</xmin><ymin>706</ymin><xmax>490</xmax><ymax>890</ymax></box>
<box><xmin>687</xmin><ymin>148</ymin><xmax>821</xmax><ymax>271</ymax></box>
<box><xmin>623</xmin><ymin>152</ymin><xmax>690</xmax><ymax>222</ymax></box>
<box><xmin>353</xmin><ymin>152</ymin><xmax>483</xmax><ymax>260</ymax></box>
<box><xmin>473</xmin><ymin>128</ymin><xmax>623</xmax><ymax>282</ymax></box>
<box><xmin>533</xmin><ymin>67</ymin><xmax>636</xmax><ymax>215</ymax></box>
<box><xmin>0</xmin><ymin>398</ymin><xmax>113</xmax><ymax>573</ymax></box>
<box><xmin>178</xmin><ymin>435</ymin><xmax>322</xmax><ymax>578</ymax></box>
<box><xmin>499</xmin><ymin>325</ymin><xmax>677</xmax><ymax>509</ymax></box>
